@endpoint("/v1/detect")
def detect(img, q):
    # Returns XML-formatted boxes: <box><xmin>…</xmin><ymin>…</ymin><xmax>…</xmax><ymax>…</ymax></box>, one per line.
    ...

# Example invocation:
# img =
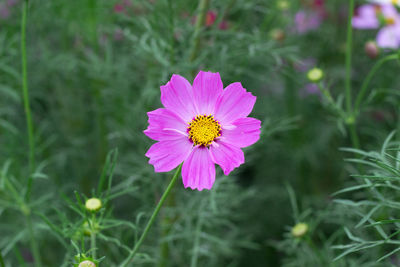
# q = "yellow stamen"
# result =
<box><xmin>386</xmin><ymin>17</ymin><xmax>395</xmax><ymax>25</ymax></box>
<box><xmin>188</xmin><ymin>114</ymin><xmax>221</xmax><ymax>146</ymax></box>
<box><xmin>392</xmin><ymin>0</ymin><xmax>399</xmax><ymax>5</ymax></box>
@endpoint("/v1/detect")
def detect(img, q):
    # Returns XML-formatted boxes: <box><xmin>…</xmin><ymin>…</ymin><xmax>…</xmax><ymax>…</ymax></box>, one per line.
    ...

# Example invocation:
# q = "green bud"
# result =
<box><xmin>291</xmin><ymin>222</ymin><xmax>308</xmax><ymax>238</ymax></box>
<box><xmin>85</xmin><ymin>198</ymin><xmax>102</xmax><ymax>212</ymax></box>
<box><xmin>307</xmin><ymin>68</ymin><xmax>324</xmax><ymax>83</ymax></box>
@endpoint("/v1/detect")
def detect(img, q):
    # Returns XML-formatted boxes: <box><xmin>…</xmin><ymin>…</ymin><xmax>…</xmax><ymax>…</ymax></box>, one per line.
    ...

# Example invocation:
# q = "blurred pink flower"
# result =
<box><xmin>295</xmin><ymin>10</ymin><xmax>323</xmax><ymax>33</ymax></box>
<box><xmin>352</xmin><ymin>4</ymin><xmax>400</xmax><ymax>49</ymax></box>
<box><xmin>218</xmin><ymin>20</ymin><xmax>229</xmax><ymax>30</ymax></box>
<box><xmin>144</xmin><ymin>71</ymin><xmax>260</xmax><ymax>191</ymax></box>
<box><xmin>0</xmin><ymin>4</ymin><xmax>10</xmax><ymax>19</ymax></box>
<box><xmin>7</xmin><ymin>0</ymin><xmax>18</xmax><ymax>7</ymax></box>
<box><xmin>114</xmin><ymin>4</ymin><xmax>124</xmax><ymax>13</ymax></box>
<box><xmin>205</xmin><ymin>11</ymin><xmax>217</xmax><ymax>26</ymax></box>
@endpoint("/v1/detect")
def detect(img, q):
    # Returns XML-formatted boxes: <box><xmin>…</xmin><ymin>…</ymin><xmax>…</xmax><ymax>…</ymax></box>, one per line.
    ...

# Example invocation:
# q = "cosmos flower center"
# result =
<box><xmin>188</xmin><ymin>115</ymin><xmax>221</xmax><ymax>146</ymax></box>
<box><xmin>385</xmin><ymin>17</ymin><xmax>395</xmax><ymax>25</ymax></box>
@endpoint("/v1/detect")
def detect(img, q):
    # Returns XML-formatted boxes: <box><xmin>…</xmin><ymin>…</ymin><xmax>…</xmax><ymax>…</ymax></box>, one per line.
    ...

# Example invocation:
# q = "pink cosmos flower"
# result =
<box><xmin>352</xmin><ymin>4</ymin><xmax>400</xmax><ymax>49</ymax></box>
<box><xmin>294</xmin><ymin>10</ymin><xmax>323</xmax><ymax>33</ymax></box>
<box><xmin>144</xmin><ymin>71</ymin><xmax>261</xmax><ymax>191</ymax></box>
<box><xmin>205</xmin><ymin>11</ymin><xmax>217</xmax><ymax>27</ymax></box>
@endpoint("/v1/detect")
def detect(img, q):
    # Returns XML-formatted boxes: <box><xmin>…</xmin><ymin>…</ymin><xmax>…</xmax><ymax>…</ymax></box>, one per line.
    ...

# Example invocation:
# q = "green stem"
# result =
<box><xmin>345</xmin><ymin>0</ymin><xmax>354</xmax><ymax>114</ymax></box>
<box><xmin>0</xmin><ymin>250</ymin><xmax>5</xmax><ymax>267</ymax></box>
<box><xmin>354</xmin><ymin>54</ymin><xmax>398</xmax><ymax>113</ymax></box>
<box><xmin>91</xmin><ymin>230</ymin><xmax>97</xmax><ymax>259</ymax></box>
<box><xmin>90</xmin><ymin>214</ymin><xmax>97</xmax><ymax>259</ymax></box>
<box><xmin>21</xmin><ymin>2</ymin><xmax>41</xmax><ymax>266</ymax></box>
<box><xmin>190</xmin><ymin>201</ymin><xmax>205</xmax><ymax>267</ymax></box>
<box><xmin>27</xmin><ymin>216</ymin><xmax>41</xmax><ymax>267</ymax></box>
<box><xmin>21</xmin><ymin>0</ymin><xmax>34</xmax><ymax>173</ymax></box>
<box><xmin>349</xmin><ymin>123</ymin><xmax>360</xmax><ymax>150</ymax></box>
<box><xmin>121</xmin><ymin>164</ymin><xmax>183</xmax><ymax>267</ymax></box>
<box><xmin>189</xmin><ymin>0</ymin><xmax>210</xmax><ymax>64</ymax></box>
<box><xmin>21</xmin><ymin>0</ymin><xmax>35</xmax><ymax>202</ymax></box>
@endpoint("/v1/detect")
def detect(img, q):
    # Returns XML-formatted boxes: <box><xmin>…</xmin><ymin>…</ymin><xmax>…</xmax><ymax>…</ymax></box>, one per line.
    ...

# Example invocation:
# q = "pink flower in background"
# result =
<box><xmin>218</xmin><ymin>20</ymin><xmax>229</xmax><ymax>30</ymax></box>
<box><xmin>369</xmin><ymin>0</ymin><xmax>400</xmax><ymax>7</ymax></box>
<box><xmin>114</xmin><ymin>4</ymin><xmax>124</xmax><ymax>13</ymax></box>
<box><xmin>294</xmin><ymin>0</ymin><xmax>327</xmax><ymax>34</ymax></box>
<box><xmin>353</xmin><ymin>4</ymin><xmax>400</xmax><ymax>49</ymax></box>
<box><xmin>192</xmin><ymin>10</ymin><xmax>217</xmax><ymax>27</ymax></box>
<box><xmin>205</xmin><ymin>11</ymin><xmax>217</xmax><ymax>27</ymax></box>
<box><xmin>144</xmin><ymin>71</ymin><xmax>261</xmax><ymax>191</ymax></box>
<box><xmin>0</xmin><ymin>4</ymin><xmax>10</xmax><ymax>19</ymax></box>
<box><xmin>295</xmin><ymin>10</ymin><xmax>323</xmax><ymax>33</ymax></box>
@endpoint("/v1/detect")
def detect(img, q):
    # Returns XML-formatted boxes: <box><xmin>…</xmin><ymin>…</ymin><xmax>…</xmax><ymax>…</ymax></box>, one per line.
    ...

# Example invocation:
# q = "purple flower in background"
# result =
<box><xmin>0</xmin><ymin>4</ymin><xmax>10</xmax><ymax>19</ymax></box>
<box><xmin>353</xmin><ymin>4</ymin><xmax>400</xmax><ymax>49</ymax></box>
<box><xmin>294</xmin><ymin>0</ymin><xmax>327</xmax><ymax>34</ymax></box>
<box><xmin>295</xmin><ymin>10</ymin><xmax>323</xmax><ymax>33</ymax></box>
<box><xmin>144</xmin><ymin>71</ymin><xmax>261</xmax><ymax>191</ymax></box>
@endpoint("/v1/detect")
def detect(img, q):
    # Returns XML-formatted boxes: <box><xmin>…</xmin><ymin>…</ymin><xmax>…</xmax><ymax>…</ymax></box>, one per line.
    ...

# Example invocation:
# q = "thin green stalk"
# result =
<box><xmin>90</xmin><ymin>214</ymin><xmax>97</xmax><ymax>259</ymax></box>
<box><xmin>0</xmin><ymin>250</ymin><xmax>5</xmax><ymax>267</ymax></box>
<box><xmin>21</xmin><ymin>2</ymin><xmax>42</xmax><ymax>266</ymax></box>
<box><xmin>190</xmin><ymin>201</ymin><xmax>205</xmax><ymax>267</ymax></box>
<box><xmin>91</xmin><ymin>230</ymin><xmax>97</xmax><ymax>259</ymax></box>
<box><xmin>189</xmin><ymin>0</ymin><xmax>210</xmax><ymax>64</ymax></box>
<box><xmin>167</xmin><ymin>0</ymin><xmax>175</xmax><ymax>65</ymax></box>
<box><xmin>344</xmin><ymin>0</ymin><xmax>354</xmax><ymax>114</ymax></box>
<box><xmin>21</xmin><ymin>0</ymin><xmax>35</xmax><ymax>201</ymax></box>
<box><xmin>354</xmin><ymin>54</ymin><xmax>398</xmax><ymax>112</ymax></box>
<box><xmin>27</xmin><ymin>216</ymin><xmax>41</xmax><ymax>267</ymax></box>
<box><xmin>349</xmin><ymin>123</ymin><xmax>360</xmax><ymax>150</ymax></box>
<box><xmin>121</xmin><ymin>164</ymin><xmax>183</xmax><ymax>267</ymax></box>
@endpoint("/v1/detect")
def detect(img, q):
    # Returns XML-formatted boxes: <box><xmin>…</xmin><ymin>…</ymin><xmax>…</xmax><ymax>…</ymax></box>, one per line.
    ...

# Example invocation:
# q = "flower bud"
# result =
<box><xmin>270</xmin><ymin>29</ymin><xmax>285</xmax><ymax>42</ymax></box>
<box><xmin>85</xmin><ymin>198</ymin><xmax>102</xmax><ymax>212</ymax></box>
<box><xmin>79</xmin><ymin>260</ymin><xmax>96</xmax><ymax>267</ymax></box>
<box><xmin>277</xmin><ymin>0</ymin><xmax>290</xmax><ymax>10</ymax></box>
<box><xmin>291</xmin><ymin>222</ymin><xmax>308</xmax><ymax>238</ymax></box>
<box><xmin>364</xmin><ymin>41</ymin><xmax>379</xmax><ymax>59</ymax></box>
<box><xmin>307</xmin><ymin>67</ymin><xmax>324</xmax><ymax>83</ymax></box>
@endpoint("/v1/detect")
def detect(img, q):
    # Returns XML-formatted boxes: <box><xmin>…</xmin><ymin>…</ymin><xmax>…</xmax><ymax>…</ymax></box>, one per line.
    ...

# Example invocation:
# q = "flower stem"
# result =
<box><xmin>189</xmin><ymin>0</ymin><xmax>210</xmax><ymax>64</ymax></box>
<box><xmin>27</xmin><ymin>215</ymin><xmax>41</xmax><ymax>267</ymax></box>
<box><xmin>121</xmin><ymin>164</ymin><xmax>183</xmax><ymax>267</ymax></box>
<box><xmin>21</xmin><ymin>2</ymin><xmax>41</xmax><ymax>266</ymax></box>
<box><xmin>90</xmin><ymin>214</ymin><xmax>97</xmax><ymax>259</ymax></box>
<box><xmin>21</xmin><ymin>0</ymin><xmax>35</xmax><ymax>175</ymax></box>
<box><xmin>354</xmin><ymin>54</ymin><xmax>398</xmax><ymax>112</ymax></box>
<box><xmin>344</xmin><ymin>0</ymin><xmax>354</xmax><ymax>114</ymax></box>
<box><xmin>0</xmin><ymin>250</ymin><xmax>5</xmax><ymax>267</ymax></box>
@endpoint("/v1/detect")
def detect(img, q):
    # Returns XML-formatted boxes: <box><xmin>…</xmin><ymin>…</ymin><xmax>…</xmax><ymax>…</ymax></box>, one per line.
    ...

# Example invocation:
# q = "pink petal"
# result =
<box><xmin>209</xmin><ymin>141</ymin><xmax>244</xmax><ymax>176</ymax></box>
<box><xmin>182</xmin><ymin>147</ymin><xmax>215</xmax><ymax>191</ymax></box>
<box><xmin>221</xmin><ymin>117</ymin><xmax>261</xmax><ymax>148</ymax></box>
<box><xmin>352</xmin><ymin>5</ymin><xmax>379</xmax><ymax>29</ymax></box>
<box><xmin>381</xmin><ymin>4</ymin><xmax>398</xmax><ymax>19</ymax></box>
<box><xmin>144</xmin><ymin>108</ymin><xmax>188</xmax><ymax>141</ymax></box>
<box><xmin>160</xmin><ymin>74</ymin><xmax>197</xmax><ymax>122</ymax></box>
<box><xmin>145</xmin><ymin>138</ymin><xmax>192</xmax><ymax>172</ymax></box>
<box><xmin>376</xmin><ymin>26</ymin><xmax>400</xmax><ymax>48</ymax></box>
<box><xmin>192</xmin><ymin>71</ymin><xmax>224</xmax><ymax>115</ymax></box>
<box><xmin>214</xmin><ymin>82</ymin><xmax>256</xmax><ymax>125</ymax></box>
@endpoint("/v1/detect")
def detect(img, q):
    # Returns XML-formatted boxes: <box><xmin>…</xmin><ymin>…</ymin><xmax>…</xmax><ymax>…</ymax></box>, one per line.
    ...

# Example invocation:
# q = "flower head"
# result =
<box><xmin>307</xmin><ymin>67</ymin><xmax>324</xmax><ymax>82</ymax></box>
<box><xmin>365</xmin><ymin>40</ymin><xmax>380</xmax><ymax>58</ymax></box>
<box><xmin>353</xmin><ymin>4</ymin><xmax>400</xmax><ymax>49</ymax></box>
<box><xmin>78</xmin><ymin>260</ymin><xmax>96</xmax><ymax>267</ymax></box>
<box><xmin>144</xmin><ymin>71</ymin><xmax>261</xmax><ymax>191</ymax></box>
<box><xmin>85</xmin><ymin>198</ymin><xmax>102</xmax><ymax>212</ymax></box>
<box><xmin>291</xmin><ymin>222</ymin><xmax>309</xmax><ymax>237</ymax></box>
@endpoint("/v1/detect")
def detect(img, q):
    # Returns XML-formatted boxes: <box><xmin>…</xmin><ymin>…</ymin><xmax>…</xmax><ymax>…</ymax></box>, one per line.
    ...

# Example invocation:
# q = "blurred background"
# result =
<box><xmin>1</xmin><ymin>0</ymin><xmax>400</xmax><ymax>266</ymax></box>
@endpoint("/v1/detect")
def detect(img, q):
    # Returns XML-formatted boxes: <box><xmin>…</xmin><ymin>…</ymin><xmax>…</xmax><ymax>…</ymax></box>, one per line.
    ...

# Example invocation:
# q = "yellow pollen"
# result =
<box><xmin>392</xmin><ymin>0</ymin><xmax>399</xmax><ymax>5</ymax></box>
<box><xmin>188</xmin><ymin>114</ymin><xmax>221</xmax><ymax>146</ymax></box>
<box><xmin>386</xmin><ymin>17</ymin><xmax>395</xmax><ymax>25</ymax></box>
